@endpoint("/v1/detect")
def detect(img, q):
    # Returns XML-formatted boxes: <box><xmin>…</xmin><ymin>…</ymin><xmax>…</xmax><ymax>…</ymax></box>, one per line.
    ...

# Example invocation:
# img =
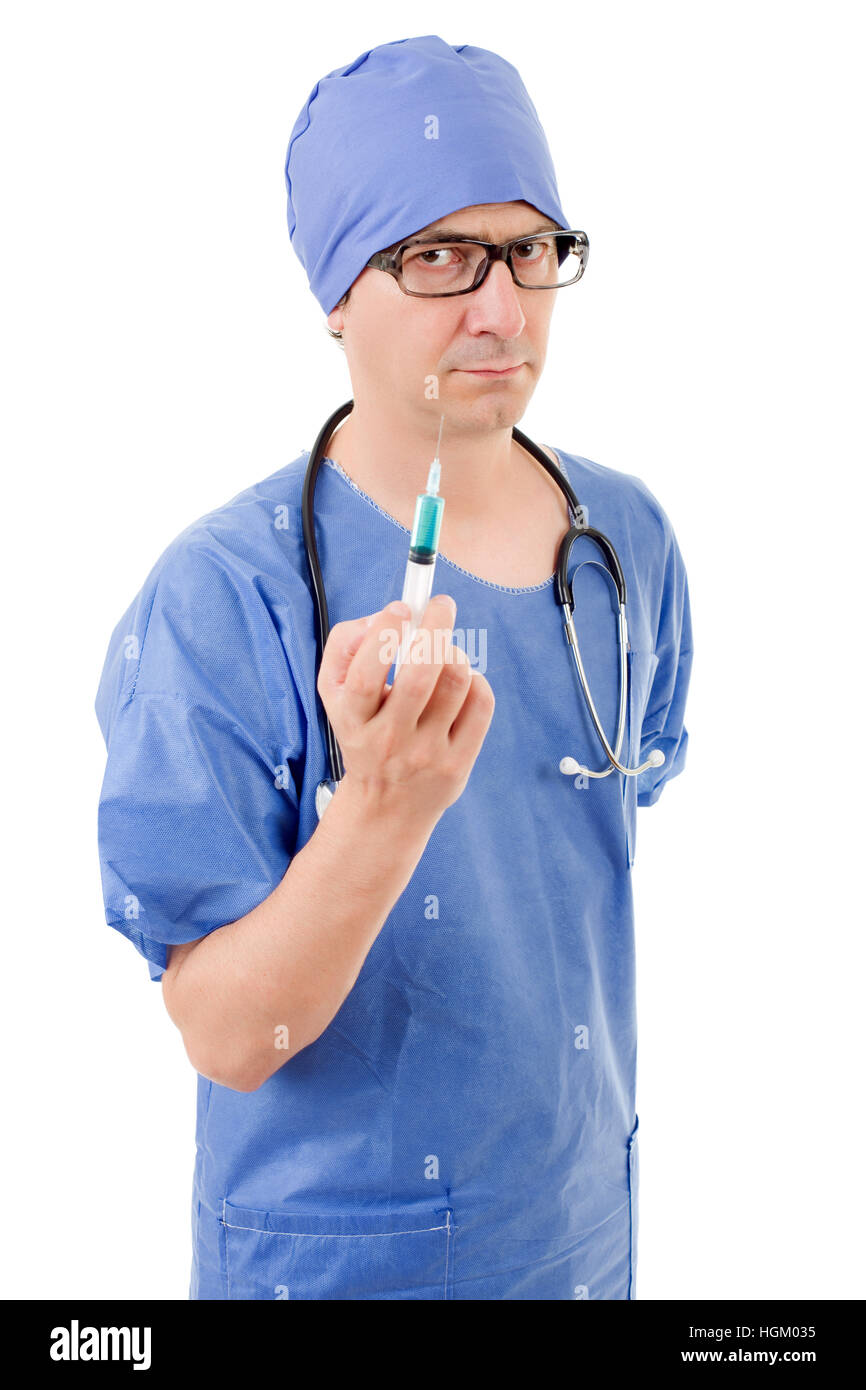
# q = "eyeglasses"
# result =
<box><xmin>365</xmin><ymin>230</ymin><xmax>589</xmax><ymax>298</ymax></box>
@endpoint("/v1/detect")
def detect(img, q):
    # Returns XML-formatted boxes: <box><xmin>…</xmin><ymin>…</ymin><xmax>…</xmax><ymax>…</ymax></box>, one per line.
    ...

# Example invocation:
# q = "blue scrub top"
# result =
<box><xmin>94</xmin><ymin>441</ymin><xmax>692</xmax><ymax>1301</ymax></box>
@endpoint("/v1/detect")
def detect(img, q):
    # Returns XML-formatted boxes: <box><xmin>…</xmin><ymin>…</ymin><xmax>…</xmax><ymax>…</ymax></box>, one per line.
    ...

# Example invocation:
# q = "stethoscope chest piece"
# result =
<box><xmin>315</xmin><ymin>780</ymin><xmax>336</xmax><ymax>820</ymax></box>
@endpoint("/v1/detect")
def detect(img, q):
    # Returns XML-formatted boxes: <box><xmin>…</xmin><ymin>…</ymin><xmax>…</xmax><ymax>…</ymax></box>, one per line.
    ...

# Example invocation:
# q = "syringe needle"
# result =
<box><xmin>427</xmin><ymin>414</ymin><xmax>445</xmax><ymax>496</ymax></box>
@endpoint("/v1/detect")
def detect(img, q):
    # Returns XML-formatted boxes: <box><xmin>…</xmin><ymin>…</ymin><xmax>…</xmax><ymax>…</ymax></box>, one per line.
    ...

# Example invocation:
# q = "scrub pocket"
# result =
<box><xmin>627</xmin><ymin>1114</ymin><xmax>640</xmax><ymax>1299</ymax></box>
<box><xmin>219</xmin><ymin>1200</ymin><xmax>454</xmax><ymax>1300</ymax></box>
<box><xmin>622</xmin><ymin>649</ymin><xmax>659</xmax><ymax>868</ymax></box>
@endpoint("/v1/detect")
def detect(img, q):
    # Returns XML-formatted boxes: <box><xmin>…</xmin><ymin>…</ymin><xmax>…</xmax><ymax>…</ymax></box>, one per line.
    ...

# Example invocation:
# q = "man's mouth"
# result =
<box><xmin>455</xmin><ymin>363</ymin><xmax>525</xmax><ymax>377</ymax></box>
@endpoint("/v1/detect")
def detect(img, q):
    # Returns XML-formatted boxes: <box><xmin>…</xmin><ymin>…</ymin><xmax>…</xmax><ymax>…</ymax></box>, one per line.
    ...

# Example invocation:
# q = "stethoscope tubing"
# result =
<box><xmin>302</xmin><ymin>399</ymin><xmax>355</xmax><ymax>788</ymax></box>
<box><xmin>302</xmin><ymin>400</ymin><xmax>650</xmax><ymax>805</ymax></box>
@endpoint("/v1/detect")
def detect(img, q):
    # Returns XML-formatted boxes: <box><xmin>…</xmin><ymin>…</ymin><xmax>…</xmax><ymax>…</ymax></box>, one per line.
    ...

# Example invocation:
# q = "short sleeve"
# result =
<box><xmin>94</xmin><ymin>538</ymin><xmax>306</xmax><ymax>981</ymax></box>
<box><xmin>636</xmin><ymin>523</ymin><xmax>693</xmax><ymax>808</ymax></box>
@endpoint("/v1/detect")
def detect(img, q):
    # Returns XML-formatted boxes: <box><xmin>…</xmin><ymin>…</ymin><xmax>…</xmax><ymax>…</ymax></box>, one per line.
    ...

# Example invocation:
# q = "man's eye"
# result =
<box><xmin>513</xmin><ymin>240</ymin><xmax>548</xmax><ymax>262</ymax></box>
<box><xmin>410</xmin><ymin>245</ymin><xmax>462</xmax><ymax>267</ymax></box>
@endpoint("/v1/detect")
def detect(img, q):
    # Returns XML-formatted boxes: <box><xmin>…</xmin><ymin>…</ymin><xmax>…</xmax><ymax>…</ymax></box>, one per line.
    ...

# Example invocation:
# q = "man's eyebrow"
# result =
<box><xmin>386</xmin><ymin>222</ymin><xmax>560</xmax><ymax>249</ymax></box>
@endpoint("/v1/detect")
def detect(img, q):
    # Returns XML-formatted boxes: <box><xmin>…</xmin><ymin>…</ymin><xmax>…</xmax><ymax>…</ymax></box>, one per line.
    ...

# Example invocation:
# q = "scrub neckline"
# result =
<box><xmin>322</xmin><ymin>449</ymin><xmax>574</xmax><ymax>596</ymax></box>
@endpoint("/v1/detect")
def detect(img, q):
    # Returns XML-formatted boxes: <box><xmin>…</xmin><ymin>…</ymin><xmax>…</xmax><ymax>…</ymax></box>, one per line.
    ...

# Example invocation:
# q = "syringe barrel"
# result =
<box><xmin>394</xmin><ymin>554</ymin><xmax>438</xmax><ymax>675</ymax></box>
<box><xmin>410</xmin><ymin>492</ymin><xmax>444</xmax><ymax>557</ymax></box>
<box><xmin>401</xmin><ymin>553</ymin><xmax>436</xmax><ymax>624</ymax></box>
<box><xmin>394</xmin><ymin>489</ymin><xmax>445</xmax><ymax>679</ymax></box>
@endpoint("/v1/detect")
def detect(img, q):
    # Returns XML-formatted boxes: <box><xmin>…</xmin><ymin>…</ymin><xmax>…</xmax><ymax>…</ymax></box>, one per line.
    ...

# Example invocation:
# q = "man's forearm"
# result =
<box><xmin>162</xmin><ymin>774</ymin><xmax>436</xmax><ymax>1091</ymax></box>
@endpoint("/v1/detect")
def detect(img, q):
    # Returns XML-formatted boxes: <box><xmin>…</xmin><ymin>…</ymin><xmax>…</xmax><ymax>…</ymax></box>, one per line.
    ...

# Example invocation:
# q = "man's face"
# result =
<box><xmin>327</xmin><ymin>201</ymin><xmax>560</xmax><ymax>435</ymax></box>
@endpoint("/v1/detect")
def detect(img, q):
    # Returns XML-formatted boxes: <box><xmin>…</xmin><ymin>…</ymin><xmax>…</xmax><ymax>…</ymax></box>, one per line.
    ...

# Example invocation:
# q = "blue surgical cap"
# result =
<box><xmin>285</xmin><ymin>34</ymin><xmax>570</xmax><ymax>316</ymax></box>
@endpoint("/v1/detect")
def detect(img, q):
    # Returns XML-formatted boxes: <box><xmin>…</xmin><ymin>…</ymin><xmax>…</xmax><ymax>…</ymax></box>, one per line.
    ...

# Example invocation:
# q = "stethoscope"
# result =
<box><xmin>303</xmin><ymin>400</ymin><xmax>664</xmax><ymax>819</ymax></box>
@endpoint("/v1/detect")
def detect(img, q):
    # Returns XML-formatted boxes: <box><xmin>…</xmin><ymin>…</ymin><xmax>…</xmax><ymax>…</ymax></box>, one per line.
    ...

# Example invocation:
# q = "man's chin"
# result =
<box><xmin>439</xmin><ymin>389</ymin><xmax>531</xmax><ymax>436</ymax></box>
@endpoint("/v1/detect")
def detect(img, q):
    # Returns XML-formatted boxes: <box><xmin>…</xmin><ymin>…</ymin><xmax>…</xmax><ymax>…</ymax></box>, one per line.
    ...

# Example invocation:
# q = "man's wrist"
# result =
<box><xmin>326</xmin><ymin>770</ymin><xmax>435</xmax><ymax>843</ymax></box>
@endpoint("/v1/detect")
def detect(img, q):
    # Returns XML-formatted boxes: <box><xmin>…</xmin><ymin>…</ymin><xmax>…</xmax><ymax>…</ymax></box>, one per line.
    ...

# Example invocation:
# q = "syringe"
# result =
<box><xmin>393</xmin><ymin>415</ymin><xmax>446</xmax><ymax>679</ymax></box>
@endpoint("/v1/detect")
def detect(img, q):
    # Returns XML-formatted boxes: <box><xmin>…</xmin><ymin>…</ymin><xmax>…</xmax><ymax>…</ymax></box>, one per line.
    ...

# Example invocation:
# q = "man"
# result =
<box><xmin>95</xmin><ymin>35</ymin><xmax>693</xmax><ymax>1300</ymax></box>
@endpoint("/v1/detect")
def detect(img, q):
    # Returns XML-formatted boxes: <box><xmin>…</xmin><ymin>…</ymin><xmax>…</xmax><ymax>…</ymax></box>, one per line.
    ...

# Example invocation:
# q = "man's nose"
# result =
<box><xmin>463</xmin><ymin>258</ymin><xmax>526</xmax><ymax>338</ymax></box>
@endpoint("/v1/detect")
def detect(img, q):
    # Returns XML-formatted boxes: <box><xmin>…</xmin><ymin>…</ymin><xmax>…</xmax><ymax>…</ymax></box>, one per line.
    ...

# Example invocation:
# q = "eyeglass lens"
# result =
<box><xmin>400</xmin><ymin>233</ymin><xmax>582</xmax><ymax>295</ymax></box>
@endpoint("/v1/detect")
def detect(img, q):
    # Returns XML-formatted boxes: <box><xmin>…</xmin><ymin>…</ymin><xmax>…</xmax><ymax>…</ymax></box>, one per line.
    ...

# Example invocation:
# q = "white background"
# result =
<box><xmin>2</xmin><ymin>0</ymin><xmax>862</xmax><ymax>1300</ymax></box>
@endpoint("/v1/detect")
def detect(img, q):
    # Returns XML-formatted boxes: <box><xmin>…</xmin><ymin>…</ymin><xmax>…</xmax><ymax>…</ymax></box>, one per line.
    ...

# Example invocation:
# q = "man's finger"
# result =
<box><xmin>329</xmin><ymin>602</ymin><xmax>411</xmax><ymax>729</ymax></box>
<box><xmin>320</xmin><ymin>613</ymin><xmax>377</xmax><ymax>691</ymax></box>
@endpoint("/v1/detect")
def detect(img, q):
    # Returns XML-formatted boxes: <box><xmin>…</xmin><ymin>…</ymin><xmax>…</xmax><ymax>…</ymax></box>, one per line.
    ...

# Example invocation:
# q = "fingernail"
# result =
<box><xmin>387</xmin><ymin>600</ymin><xmax>410</xmax><ymax>617</ymax></box>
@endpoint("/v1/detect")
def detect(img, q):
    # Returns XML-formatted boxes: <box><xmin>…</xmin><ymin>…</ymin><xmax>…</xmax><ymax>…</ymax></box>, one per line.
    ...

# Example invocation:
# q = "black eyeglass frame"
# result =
<box><xmin>364</xmin><ymin>229</ymin><xmax>590</xmax><ymax>298</ymax></box>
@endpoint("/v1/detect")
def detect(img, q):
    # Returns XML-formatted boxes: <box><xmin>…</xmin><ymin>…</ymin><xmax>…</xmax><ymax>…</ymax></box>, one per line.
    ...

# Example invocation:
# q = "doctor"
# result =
<box><xmin>95</xmin><ymin>34</ymin><xmax>693</xmax><ymax>1300</ymax></box>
